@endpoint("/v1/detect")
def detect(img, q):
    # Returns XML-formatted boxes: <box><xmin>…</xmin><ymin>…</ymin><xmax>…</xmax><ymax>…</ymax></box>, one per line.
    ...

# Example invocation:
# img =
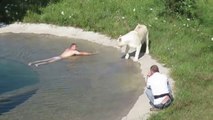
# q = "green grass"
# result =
<box><xmin>2</xmin><ymin>0</ymin><xmax>213</xmax><ymax>119</ymax></box>
<box><xmin>23</xmin><ymin>0</ymin><xmax>165</xmax><ymax>36</ymax></box>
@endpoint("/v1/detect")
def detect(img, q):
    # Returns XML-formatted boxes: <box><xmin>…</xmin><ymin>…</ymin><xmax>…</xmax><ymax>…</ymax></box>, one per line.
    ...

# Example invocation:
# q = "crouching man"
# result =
<box><xmin>145</xmin><ymin>65</ymin><xmax>174</xmax><ymax>111</ymax></box>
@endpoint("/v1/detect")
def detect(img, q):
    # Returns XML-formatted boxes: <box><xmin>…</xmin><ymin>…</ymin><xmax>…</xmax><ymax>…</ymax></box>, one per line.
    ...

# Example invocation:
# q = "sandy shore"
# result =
<box><xmin>0</xmin><ymin>23</ymin><xmax>174</xmax><ymax>120</ymax></box>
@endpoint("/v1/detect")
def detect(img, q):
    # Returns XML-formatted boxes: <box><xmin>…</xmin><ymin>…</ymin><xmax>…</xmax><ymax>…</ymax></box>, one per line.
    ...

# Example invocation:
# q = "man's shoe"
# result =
<box><xmin>150</xmin><ymin>107</ymin><xmax>161</xmax><ymax>111</ymax></box>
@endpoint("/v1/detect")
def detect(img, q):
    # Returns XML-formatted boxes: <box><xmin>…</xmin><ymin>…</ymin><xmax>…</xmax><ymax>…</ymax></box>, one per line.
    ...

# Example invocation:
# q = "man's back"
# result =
<box><xmin>147</xmin><ymin>72</ymin><xmax>170</xmax><ymax>105</ymax></box>
<box><xmin>146</xmin><ymin>65</ymin><xmax>173</xmax><ymax>109</ymax></box>
<box><xmin>60</xmin><ymin>48</ymin><xmax>79</xmax><ymax>58</ymax></box>
<box><xmin>147</xmin><ymin>72</ymin><xmax>169</xmax><ymax>96</ymax></box>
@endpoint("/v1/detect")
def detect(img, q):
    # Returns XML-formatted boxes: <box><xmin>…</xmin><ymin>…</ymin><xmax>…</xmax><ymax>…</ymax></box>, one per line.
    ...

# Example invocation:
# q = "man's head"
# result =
<box><xmin>150</xmin><ymin>65</ymin><xmax>159</xmax><ymax>75</ymax></box>
<box><xmin>70</xmin><ymin>43</ymin><xmax>77</xmax><ymax>50</ymax></box>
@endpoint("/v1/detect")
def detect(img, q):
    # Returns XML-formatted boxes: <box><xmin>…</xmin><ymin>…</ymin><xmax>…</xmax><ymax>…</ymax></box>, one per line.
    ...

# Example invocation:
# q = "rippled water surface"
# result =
<box><xmin>0</xmin><ymin>33</ymin><xmax>144</xmax><ymax>120</ymax></box>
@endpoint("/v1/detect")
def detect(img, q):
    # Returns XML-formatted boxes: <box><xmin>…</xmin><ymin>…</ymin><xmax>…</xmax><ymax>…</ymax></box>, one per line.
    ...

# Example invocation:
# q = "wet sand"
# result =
<box><xmin>0</xmin><ymin>23</ymin><xmax>174</xmax><ymax>120</ymax></box>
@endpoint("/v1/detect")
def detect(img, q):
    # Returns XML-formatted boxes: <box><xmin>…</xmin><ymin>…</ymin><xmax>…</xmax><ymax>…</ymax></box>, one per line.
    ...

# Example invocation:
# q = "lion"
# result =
<box><xmin>117</xmin><ymin>24</ymin><xmax>149</xmax><ymax>61</ymax></box>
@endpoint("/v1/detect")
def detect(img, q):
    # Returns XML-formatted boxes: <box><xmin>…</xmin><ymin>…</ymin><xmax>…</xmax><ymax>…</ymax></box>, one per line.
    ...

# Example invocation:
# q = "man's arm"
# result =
<box><xmin>146</xmin><ymin>72</ymin><xmax>152</xmax><ymax>88</ymax></box>
<box><xmin>76</xmin><ymin>51</ymin><xmax>98</xmax><ymax>56</ymax></box>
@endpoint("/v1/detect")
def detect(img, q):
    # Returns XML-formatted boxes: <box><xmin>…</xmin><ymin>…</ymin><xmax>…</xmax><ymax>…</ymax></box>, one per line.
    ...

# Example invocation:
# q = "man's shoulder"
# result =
<box><xmin>69</xmin><ymin>50</ymin><xmax>80</xmax><ymax>55</ymax></box>
<box><xmin>160</xmin><ymin>73</ymin><xmax>168</xmax><ymax>78</ymax></box>
<box><xmin>153</xmin><ymin>73</ymin><xmax>167</xmax><ymax>79</ymax></box>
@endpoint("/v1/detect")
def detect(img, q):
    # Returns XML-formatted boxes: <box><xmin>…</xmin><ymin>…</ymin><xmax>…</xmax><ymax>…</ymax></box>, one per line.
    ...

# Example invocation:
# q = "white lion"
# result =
<box><xmin>117</xmin><ymin>24</ymin><xmax>149</xmax><ymax>61</ymax></box>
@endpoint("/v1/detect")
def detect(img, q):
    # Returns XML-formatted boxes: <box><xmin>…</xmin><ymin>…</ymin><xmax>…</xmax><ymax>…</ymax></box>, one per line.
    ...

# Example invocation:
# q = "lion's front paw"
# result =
<box><xmin>125</xmin><ymin>54</ymin><xmax>130</xmax><ymax>59</ymax></box>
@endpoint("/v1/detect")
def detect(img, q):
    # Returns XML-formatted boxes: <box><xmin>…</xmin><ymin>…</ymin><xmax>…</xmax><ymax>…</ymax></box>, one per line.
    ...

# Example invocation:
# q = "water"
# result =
<box><xmin>0</xmin><ymin>59</ymin><xmax>38</xmax><ymax>94</ymax></box>
<box><xmin>0</xmin><ymin>89</ymin><xmax>37</xmax><ymax>115</ymax></box>
<box><xmin>0</xmin><ymin>49</ymin><xmax>39</xmax><ymax>115</ymax></box>
<box><xmin>0</xmin><ymin>33</ymin><xmax>144</xmax><ymax>120</ymax></box>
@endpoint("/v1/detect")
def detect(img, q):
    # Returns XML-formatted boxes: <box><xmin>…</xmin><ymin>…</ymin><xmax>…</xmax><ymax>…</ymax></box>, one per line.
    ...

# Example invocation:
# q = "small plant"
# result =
<box><xmin>162</xmin><ymin>0</ymin><xmax>198</xmax><ymax>19</ymax></box>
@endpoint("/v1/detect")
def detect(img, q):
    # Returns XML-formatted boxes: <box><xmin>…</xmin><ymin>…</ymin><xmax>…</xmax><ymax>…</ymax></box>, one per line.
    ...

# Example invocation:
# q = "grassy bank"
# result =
<box><xmin>1</xmin><ymin>0</ymin><xmax>213</xmax><ymax>119</ymax></box>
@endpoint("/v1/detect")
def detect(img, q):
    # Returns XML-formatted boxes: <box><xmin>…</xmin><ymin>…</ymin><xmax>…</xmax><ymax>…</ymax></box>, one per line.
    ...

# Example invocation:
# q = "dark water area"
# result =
<box><xmin>0</xmin><ymin>59</ymin><xmax>38</xmax><ymax>94</ymax></box>
<box><xmin>0</xmin><ymin>89</ymin><xmax>37</xmax><ymax>115</ymax></box>
<box><xmin>0</xmin><ymin>43</ymin><xmax>39</xmax><ymax>115</ymax></box>
<box><xmin>0</xmin><ymin>33</ymin><xmax>144</xmax><ymax>120</ymax></box>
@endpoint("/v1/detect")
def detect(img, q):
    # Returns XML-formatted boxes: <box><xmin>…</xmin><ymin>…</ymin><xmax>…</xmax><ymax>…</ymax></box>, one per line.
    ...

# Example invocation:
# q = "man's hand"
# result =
<box><xmin>147</xmin><ymin>72</ymin><xmax>152</xmax><ymax>77</ymax></box>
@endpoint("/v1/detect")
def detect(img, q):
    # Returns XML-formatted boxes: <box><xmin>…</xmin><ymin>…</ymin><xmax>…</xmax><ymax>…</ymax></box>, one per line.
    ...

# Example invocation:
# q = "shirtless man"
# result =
<box><xmin>28</xmin><ymin>43</ymin><xmax>96</xmax><ymax>67</ymax></box>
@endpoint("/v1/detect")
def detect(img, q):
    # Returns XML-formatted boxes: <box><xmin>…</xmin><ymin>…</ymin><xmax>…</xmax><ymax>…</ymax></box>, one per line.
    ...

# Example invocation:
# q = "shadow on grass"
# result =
<box><xmin>0</xmin><ymin>0</ymin><xmax>60</xmax><ymax>23</ymax></box>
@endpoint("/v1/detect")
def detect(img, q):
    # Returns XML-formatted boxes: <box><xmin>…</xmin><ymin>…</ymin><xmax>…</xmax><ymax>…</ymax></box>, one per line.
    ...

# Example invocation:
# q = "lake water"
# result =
<box><xmin>0</xmin><ymin>33</ymin><xmax>144</xmax><ymax>120</ymax></box>
<box><xmin>0</xmin><ymin>59</ymin><xmax>38</xmax><ymax>94</ymax></box>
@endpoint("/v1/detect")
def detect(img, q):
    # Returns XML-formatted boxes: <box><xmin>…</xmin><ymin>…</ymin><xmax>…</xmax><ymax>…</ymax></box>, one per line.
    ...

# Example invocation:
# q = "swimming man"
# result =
<box><xmin>28</xmin><ymin>43</ymin><xmax>97</xmax><ymax>67</ymax></box>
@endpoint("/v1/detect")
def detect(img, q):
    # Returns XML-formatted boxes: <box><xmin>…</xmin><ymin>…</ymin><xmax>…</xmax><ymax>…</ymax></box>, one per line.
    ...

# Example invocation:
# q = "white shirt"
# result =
<box><xmin>147</xmin><ymin>72</ymin><xmax>169</xmax><ymax>105</ymax></box>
